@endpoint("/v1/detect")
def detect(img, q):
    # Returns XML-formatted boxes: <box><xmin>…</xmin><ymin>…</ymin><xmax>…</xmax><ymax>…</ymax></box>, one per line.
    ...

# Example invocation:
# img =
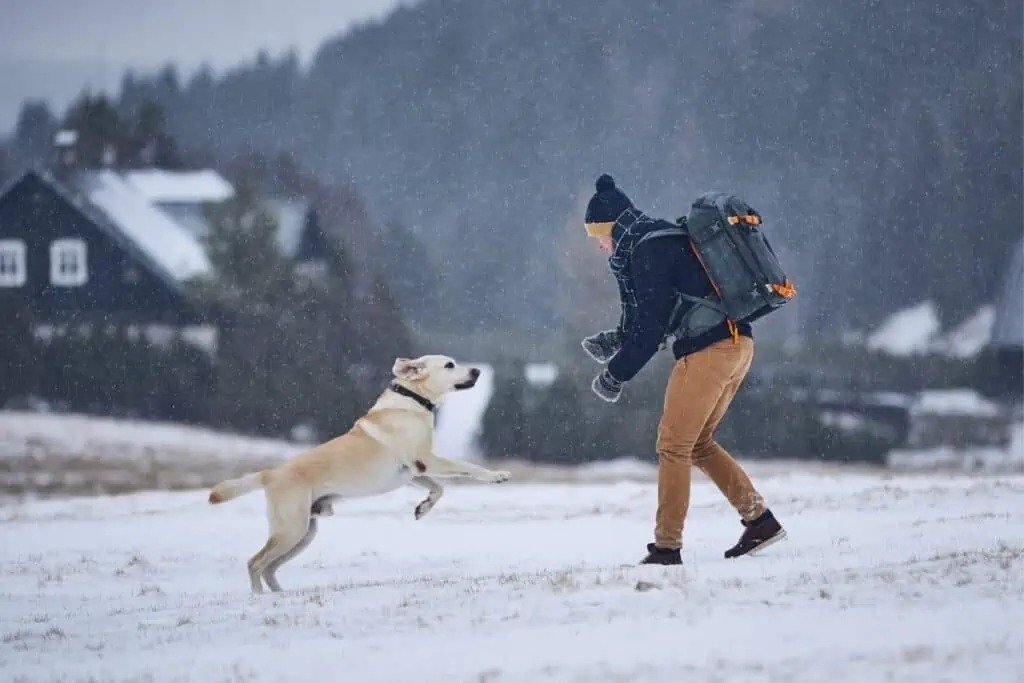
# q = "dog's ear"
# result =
<box><xmin>392</xmin><ymin>357</ymin><xmax>428</xmax><ymax>381</ymax></box>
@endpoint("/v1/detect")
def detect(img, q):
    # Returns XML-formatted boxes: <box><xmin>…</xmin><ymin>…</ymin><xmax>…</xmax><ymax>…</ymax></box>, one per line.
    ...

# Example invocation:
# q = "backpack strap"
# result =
<box><xmin>677</xmin><ymin>292</ymin><xmax>727</xmax><ymax>313</ymax></box>
<box><xmin>663</xmin><ymin>292</ymin><xmax>731</xmax><ymax>345</ymax></box>
<box><xmin>634</xmin><ymin>226</ymin><xmax>688</xmax><ymax>249</ymax></box>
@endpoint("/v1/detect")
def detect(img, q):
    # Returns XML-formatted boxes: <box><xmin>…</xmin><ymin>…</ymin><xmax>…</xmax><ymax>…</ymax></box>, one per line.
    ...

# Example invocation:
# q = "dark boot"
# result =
<box><xmin>724</xmin><ymin>509</ymin><xmax>786</xmax><ymax>559</ymax></box>
<box><xmin>639</xmin><ymin>543</ymin><xmax>682</xmax><ymax>565</ymax></box>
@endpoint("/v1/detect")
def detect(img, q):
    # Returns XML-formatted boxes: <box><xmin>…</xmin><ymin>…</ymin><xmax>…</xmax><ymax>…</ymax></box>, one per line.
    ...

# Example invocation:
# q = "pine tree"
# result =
<box><xmin>188</xmin><ymin>181</ymin><xmax>369</xmax><ymax>437</ymax></box>
<box><xmin>126</xmin><ymin>101</ymin><xmax>184</xmax><ymax>169</ymax></box>
<box><xmin>194</xmin><ymin>182</ymin><xmax>295</xmax><ymax>308</ymax></box>
<box><xmin>189</xmin><ymin>182</ymin><xmax>294</xmax><ymax>432</ymax></box>
<box><xmin>0</xmin><ymin>141</ymin><xmax>10</xmax><ymax>185</ymax></box>
<box><xmin>372</xmin><ymin>217</ymin><xmax>443</xmax><ymax>327</ymax></box>
<box><xmin>10</xmin><ymin>101</ymin><xmax>57</xmax><ymax>170</ymax></box>
<box><xmin>61</xmin><ymin>94</ymin><xmax>126</xmax><ymax>168</ymax></box>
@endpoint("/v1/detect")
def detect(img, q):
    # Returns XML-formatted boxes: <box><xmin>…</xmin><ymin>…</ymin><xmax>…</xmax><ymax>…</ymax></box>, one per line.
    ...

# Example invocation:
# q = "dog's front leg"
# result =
<box><xmin>408</xmin><ymin>475</ymin><xmax>444</xmax><ymax>519</ymax></box>
<box><xmin>417</xmin><ymin>454</ymin><xmax>510</xmax><ymax>483</ymax></box>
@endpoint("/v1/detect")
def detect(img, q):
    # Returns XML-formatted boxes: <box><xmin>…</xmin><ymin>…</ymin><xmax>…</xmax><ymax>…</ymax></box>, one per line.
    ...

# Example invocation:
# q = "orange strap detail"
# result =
<box><xmin>771</xmin><ymin>279</ymin><xmax>797</xmax><ymax>298</ymax></box>
<box><xmin>727</xmin><ymin>319</ymin><xmax>739</xmax><ymax>344</ymax></box>
<box><xmin>727</xmin><ymin>214</ymin><xmax>761</xmax><ymax>225</ymax></box>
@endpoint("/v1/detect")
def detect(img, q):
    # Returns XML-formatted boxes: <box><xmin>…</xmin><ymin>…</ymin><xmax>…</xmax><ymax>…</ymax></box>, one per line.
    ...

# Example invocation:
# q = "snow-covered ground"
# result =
<box><xmin>2</xmin><ymin>469</ymin><xmax>1022</xmax><ymax>682</ymax></box>
<box><xmin>0</xmin><ymin>411</ymin><xmax>307</xmax><ymax>498</ymax></box>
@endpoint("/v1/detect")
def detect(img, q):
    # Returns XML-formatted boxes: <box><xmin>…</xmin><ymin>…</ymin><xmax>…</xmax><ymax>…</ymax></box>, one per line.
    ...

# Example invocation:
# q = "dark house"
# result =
<box><xmin>0</xmin><ymin>132</ymin><xmax>346</xmax><ymax>426</ymax></box>
<box><xmin>0</xmin><ymin>167</ymin><xmax>212</xmax><ymax>325</ymax></box>
<box><xmin>0</xmin><ymin>163</ymin><xmax>334</xmax><ymax>329</ymax></box>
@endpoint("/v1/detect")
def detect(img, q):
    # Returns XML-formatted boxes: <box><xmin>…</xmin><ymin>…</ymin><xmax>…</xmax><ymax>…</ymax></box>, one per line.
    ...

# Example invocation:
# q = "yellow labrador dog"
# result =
<box><xmin>208</xmin><ymin>355</ymin><xmax>511</xmax><ymax>593</ymax></box>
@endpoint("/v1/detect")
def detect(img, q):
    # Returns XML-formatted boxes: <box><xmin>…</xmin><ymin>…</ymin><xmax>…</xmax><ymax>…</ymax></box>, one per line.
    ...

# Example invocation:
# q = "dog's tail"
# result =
<box><xmin>208</xmin><ymin>470</ymin><xmax>268</xmax><ymax>504</ymax></box>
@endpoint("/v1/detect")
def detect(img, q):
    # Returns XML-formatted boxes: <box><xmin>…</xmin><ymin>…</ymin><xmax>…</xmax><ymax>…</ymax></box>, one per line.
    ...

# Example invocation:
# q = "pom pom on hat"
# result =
<box><xmin>595</xmin><ymin>174</ymin><xmax>616</xmax><ymax>192</ymax></box>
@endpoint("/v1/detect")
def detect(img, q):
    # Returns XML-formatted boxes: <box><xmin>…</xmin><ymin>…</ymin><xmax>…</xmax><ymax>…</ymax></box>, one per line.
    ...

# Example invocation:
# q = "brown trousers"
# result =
<box><xmin>654</xmin><ymin>336</ymin><xmax>765</xmax><ymax>549</ymax></box>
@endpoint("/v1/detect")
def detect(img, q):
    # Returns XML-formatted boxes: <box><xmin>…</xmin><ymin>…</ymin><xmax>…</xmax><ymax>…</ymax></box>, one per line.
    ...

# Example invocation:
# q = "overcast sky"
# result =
<box><xmin>0</xmin><ymin>0</ymin><xmax>416</xmax><ymax>134</ymax></box>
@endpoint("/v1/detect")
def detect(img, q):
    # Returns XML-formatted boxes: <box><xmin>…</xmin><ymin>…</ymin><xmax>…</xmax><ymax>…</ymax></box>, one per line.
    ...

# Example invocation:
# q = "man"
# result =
<box><xmin>581</xmin><ymin>173</ymin><xmax>786</xmax><ymax>565</ymax></box>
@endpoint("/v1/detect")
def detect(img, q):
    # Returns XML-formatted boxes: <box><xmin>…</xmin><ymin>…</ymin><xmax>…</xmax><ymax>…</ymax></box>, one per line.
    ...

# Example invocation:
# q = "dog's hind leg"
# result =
<box><xmin>247</xmin><ymin>536</ymin><xmax>280</xmax><ymax>594</ymax></box>
<box><xmin>247</xmin><ymin>492</ymin><xmax>312</xmax><ymax>594</ymax></box>
<box><xmin>408</xmin><ymin>475</ymin><xmax>444</xmax><ymax>519</ymax></box>
<box><xmin>262</xmin><ymin>517</ymin><xmax>319</xmax><ymax>592</ymax></box>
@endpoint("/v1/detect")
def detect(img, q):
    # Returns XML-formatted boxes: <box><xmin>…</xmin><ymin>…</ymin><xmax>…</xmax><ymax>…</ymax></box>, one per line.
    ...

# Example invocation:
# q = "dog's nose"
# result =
<box><xmin>469</xmin><ymin>367</ymin><xmax>481</xmax><ymax>378</ymax></box>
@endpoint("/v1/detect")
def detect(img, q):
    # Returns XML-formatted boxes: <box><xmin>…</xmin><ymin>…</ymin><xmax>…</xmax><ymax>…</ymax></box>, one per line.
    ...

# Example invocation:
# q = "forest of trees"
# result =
<box><xmin>8</xmin><ymin>0</ymin><xmax>1017</xmax><ymax>344</ymax></box>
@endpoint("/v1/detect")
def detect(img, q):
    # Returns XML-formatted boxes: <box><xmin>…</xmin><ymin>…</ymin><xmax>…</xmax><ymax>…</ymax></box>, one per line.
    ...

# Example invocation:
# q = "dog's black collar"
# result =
<box><xmin>390</xmin><ymin>383</ymin><xmax>436</xmax><ymax>413</ymax></box>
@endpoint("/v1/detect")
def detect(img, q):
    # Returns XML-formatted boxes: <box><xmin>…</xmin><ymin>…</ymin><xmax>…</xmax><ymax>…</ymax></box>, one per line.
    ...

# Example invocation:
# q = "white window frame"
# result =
<box><xmin>50</xmin><ymin>238</ymin><xmax>88</xmax><ymax>287</ymax></box>
<box><xmin>0</xmin><ymin>239</ymin><xmax>27</xmax><ymax>287</ymax></box>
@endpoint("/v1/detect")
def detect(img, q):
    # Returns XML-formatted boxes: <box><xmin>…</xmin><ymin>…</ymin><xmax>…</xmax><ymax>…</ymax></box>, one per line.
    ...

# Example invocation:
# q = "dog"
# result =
<box><xmin>207</xmin><ymin>355</ymin><xmax>511</xmax><ymax>594</ymax></box>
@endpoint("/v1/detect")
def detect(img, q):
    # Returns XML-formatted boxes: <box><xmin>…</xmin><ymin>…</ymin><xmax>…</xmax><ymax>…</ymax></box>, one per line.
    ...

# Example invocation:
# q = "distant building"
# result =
<box><xmin>0</xmin><ymin>130</ymin><xmax>333</xmax><ymax>329</ymax></box>
<box><xmin>0</xmin><ymin>167</ymin><xmax>210</xmax><ymax>325</ymax></box>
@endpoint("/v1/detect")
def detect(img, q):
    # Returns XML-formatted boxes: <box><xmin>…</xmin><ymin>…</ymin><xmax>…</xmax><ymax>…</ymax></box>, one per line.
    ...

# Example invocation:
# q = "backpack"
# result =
<box><xmin>635</xmin><ymin>191</ymin><xmax>796</xmax><ymax>344</ymax></box>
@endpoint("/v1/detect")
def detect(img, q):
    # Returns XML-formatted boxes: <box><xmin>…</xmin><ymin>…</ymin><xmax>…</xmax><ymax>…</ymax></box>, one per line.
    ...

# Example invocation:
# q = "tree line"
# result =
<box><xmin>5</xmin><ymin>0</ymin><xmax>1015</xmax><ymax>341</ymax></box>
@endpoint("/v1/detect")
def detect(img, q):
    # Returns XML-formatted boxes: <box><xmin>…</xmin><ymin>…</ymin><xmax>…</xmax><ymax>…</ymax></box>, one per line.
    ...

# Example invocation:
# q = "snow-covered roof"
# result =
<box><xmin>74</xmin><ymin>170</ymin><xmax>212</xmax><ymax>284</ymax></box>
<box><xmin>158</xmin><ymin>203</ymin><xmax>213</xmax><ymax>240</ymax></box>
<box><xmin>931</xmin><ymin>305</ymin><xmax>995</xmax><ymax>359</ymax></box>
<box><xmin>122</xmin><ymin>169</ymin><xmax>235</xmax><ymax>205</ymax></box>
<box><xmin>866</xmin><ymin>300</ymin><xmax>942</xmax><ymax>357</ymax></box>
<box><xmin>910</xmin><ymin>389</ymin><xmax>1003</xmax><ymax>418</ymax></box>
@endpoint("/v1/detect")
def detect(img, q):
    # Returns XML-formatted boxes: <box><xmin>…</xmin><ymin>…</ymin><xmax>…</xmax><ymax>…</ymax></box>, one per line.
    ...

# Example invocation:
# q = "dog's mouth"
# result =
<box><xmin>453</xmin><ymin>368</ymin><xmax>481</xmax><ymax>390</ymax></box>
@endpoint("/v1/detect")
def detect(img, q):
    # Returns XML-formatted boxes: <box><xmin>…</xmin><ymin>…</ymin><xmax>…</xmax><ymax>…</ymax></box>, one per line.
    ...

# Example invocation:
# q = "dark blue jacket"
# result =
<box><xmin>605</xmin><ymin>216</ymin><xmax>752</xmax><ymax>383</ymax></box>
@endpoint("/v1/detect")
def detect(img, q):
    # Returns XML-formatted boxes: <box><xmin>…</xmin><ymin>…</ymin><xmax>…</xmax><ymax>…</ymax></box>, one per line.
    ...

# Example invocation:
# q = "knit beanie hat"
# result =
<box><xmin>584</xmin><ymin>174</ymin><xmax>635</xmax><ymax>238</ymax></box>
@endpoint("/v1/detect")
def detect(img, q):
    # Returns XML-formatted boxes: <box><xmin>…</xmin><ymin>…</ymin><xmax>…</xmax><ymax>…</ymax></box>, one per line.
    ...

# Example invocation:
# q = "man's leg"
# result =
<box><xmin>690</xmin><ymin>337</ymin><xmax>787</xmax><ymax>557</ymax></box>
<box><xmin>649</xmin><ymin>343</ymin><xmax>736</xmax><ymax>555</ymax></box>
<box><xmin>691</xmin><ymin>338</ymin><xmax>766</xmax><ymax>521</ymax></box>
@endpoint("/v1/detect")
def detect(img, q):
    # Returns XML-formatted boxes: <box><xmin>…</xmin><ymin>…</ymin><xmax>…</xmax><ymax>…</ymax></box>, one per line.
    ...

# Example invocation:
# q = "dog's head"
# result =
<box><xmin>391</xmin><ymin>355</ymin><xmax>481</xmax><ymax>401</ymax></box>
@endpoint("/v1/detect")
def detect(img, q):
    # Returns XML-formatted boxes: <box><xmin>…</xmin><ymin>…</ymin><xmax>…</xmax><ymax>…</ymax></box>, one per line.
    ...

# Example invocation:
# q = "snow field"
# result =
<box><xmin>1</xmin><ymin>468</ymin><xmax>1022</xmax><ymax>683</ymax></box>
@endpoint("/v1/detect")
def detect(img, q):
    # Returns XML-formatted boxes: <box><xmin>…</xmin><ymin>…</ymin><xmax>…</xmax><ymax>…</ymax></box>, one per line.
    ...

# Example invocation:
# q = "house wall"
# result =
<box><xmin>0</xmin><ymin>173</ymin><xmax>197</xmax><ymax>323</ymax></box>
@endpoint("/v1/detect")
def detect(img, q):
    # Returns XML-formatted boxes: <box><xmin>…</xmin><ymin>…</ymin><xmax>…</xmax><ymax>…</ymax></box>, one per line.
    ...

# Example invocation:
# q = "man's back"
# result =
<box><xmin>630</xmin><ymin>219</ymin><xmax>713</xmax><ymax>303</ymax></box>
<box><xmin>607</xmin><ymin>218</ymin><xmax>752</xmax><ymax>384</ymax></box>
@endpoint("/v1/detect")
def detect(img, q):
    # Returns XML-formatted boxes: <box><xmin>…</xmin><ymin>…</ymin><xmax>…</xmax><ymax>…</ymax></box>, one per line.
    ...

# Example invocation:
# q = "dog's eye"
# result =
<box><xmin>444</xmin><ymin>362</ymin><xmax>455</xmax><ymax>369</ymax></box>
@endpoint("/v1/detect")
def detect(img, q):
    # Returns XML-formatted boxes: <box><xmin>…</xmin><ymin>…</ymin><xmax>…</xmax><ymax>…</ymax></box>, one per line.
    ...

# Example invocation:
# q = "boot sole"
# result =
<box><xmin>746</xmin><ymin>529</ymin><xmax>788</xmax><ymax>556</ymax></box>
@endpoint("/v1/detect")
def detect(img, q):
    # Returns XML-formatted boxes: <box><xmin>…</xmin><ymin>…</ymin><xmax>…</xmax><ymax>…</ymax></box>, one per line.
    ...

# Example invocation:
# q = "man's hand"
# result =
<box><xmin>591</xmin><ymin>368</ymin><xmax>623</xmax><ymax>403</ymax></box>
<box><xmin>582</xmin><ymin>329</ymin><xmax>622</xmax><ymax>364</ymax></box>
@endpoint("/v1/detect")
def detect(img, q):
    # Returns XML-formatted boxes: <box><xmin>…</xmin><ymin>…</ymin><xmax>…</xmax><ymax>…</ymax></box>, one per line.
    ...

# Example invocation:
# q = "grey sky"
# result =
<box><xmin>0</xmin><ymin>0</ymin><xmax>415</xmax><ymax>134</ymax></box>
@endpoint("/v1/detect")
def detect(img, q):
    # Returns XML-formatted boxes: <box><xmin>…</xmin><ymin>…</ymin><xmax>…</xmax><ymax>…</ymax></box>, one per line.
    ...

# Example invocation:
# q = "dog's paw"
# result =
<box><xmin>488</xmin><ymin>470</ymin><xmax>511</xmax><ymax>484</ymax></box>
<box><xmin>414</xmin><ymin>499</ymin><xmax>437</xmax><ymax>520</ymax></box>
